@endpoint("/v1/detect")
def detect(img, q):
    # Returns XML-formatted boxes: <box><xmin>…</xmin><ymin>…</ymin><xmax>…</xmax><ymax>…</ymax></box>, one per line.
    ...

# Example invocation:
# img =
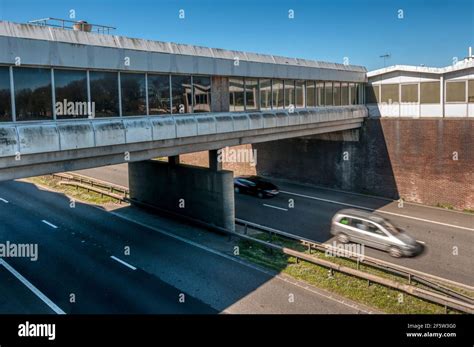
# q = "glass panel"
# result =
<box><xmin>401</xmin><ymin>84</ymin><xmax>418</xmax><ymax>103</ymax></box>
<box><xmin>121</xmin><ymin>72</ymin><xmax>146</xmax><ymax>116</ymax></box>
<box><xmin>306</xmin><ymin>81</ymin><xmax>315</xmax><ymax>107</ymax></box>
<box><xmin>316</xmin><ymin>82</ymin><xmax>324</xmax><ymax>106</ymax></box>
<box><xmin>90</xmin><ymin>71</ymin><xmax>119</xmax><ymax>117</ymax></box>
<box><xmin>366</xmin><ymin>85</ymin><xmax>379</xmax><ymax>104</ymax></box>
<box><xmin>349</xmin><ymin>83</ymin><xmax>356</xmax><ymax>105</ymax></box>
<box><xmin>229</xmin><ymin>78</ymin><xmax>244</xmax><ymax>112</ymax></box>
<box><xmin>341</xmin><ymin>82</ymin><xmax>349</xmax><ymax>105</ymax></box>
<box><xmin>381</xmin><ymin>84</ymin><xmax>399</xmax><ymax>103</ymax></box>
<box><xmin>420</xmin><ymin>82</ymin><xmax>440</xmax><ymax>104</ymax></box>
<box><xmin>193</xmin><ymin>76</ymin><xmax>211</xmax><ymax>113</ymax></box>
<box><xmin>284</xmin><ymin>80</ymin><xmax>295</xmax><ymax>108</ymax></box>
<box><xmin>14</xmin><ymin>67</ymin><xmax>52</xmax><ymax>121</ymax></box>
<box><xmin>469</xmin><ymin>80</ymin><xmax>474</xmax><ymax>103</ymax></box>
<box><xmin>272</xmin><ymin>79</ymin><xmax>284</xmax><ymax>109</ymax></box>
<box><xmin>171</xmin><ymin>75</ymin><xmax>192</xmax><ymax>114</ymax></box>
<box><xmin>54</xmin><ymin>69</ymin><xmax>88</xmax><ymax>119</ymax></box>
<box><xmin>0</xmin><ymin>67</ymin><xmax>12</xmax><ymax>122</ymax></box>
<box><xmin>295</xmin><ymin>80</ymin><xmax>305</xmax><ymax>108</ymax></box>
<box><xmin>259</xmin><ymin>78</ymin><xmax>272</xmax><ymax>110</ymax></box>
<box><xmin>245</xmin><ymin>78</ymin><xmax>258</xmax><ymax>111</ymax></box>
<box><xmin>324</xmin><ymin>82</ymin><xmax>333</xmax><ymax>106</ymax></box>
<box><xmin>148</xmin><ymin>74</ymin><xmax>170</xmax><ymax>114</ymax></box>
<box><xmin>333</xmin><ymin>82</ymin><xmax>341</xmax><ymax>106</ymax></box>
<box><xmin>446</xmin><ymin>81</ymin><xmax>466</xmax><ymax>103</ymax></box>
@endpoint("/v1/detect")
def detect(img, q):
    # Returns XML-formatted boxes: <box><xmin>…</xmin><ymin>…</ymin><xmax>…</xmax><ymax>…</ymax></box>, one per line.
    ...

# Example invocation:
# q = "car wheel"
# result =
<box><xmin>257</xmin><ymin>192</ymin><xmax>264</xmax><ymax>199</ymax></box>
<box><xmin>337</xmin><ymin>233</ymin><xmax>349</xmax><ymax>244</ymax></box>
<box><xmin>389</xmin><ymin>246</ymin><xmax>402</xmax><ymax>258</ymax></box>
<box><xmin>234</xmin><ymin>187</ymin><xmax>240</xmax><ymax>194</ymax></box>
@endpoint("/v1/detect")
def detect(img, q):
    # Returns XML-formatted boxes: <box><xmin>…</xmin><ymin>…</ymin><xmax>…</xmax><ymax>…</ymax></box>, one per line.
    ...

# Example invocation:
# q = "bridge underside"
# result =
<box><xmin>0</xmin><ymin>107</ymin><xmax>366</xmax><ymax>181</ymax></box>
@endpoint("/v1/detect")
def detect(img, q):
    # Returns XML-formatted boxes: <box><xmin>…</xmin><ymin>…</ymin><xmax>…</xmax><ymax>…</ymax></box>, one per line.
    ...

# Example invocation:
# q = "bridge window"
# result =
<box><xmin>229</xmin><ymin>78</ymin><xmax>245</xmax><ymax>112</ymax></box>
<box><xmin>381</xmin><ymin>84</ymin><xmax>399</xmax><ymax>103</ymax></box>
<box><xmin>420</xmin><ymin>82</ymin><xmax>440</xmax><ymax>104</ymax></box>
<box><xmin>365</xmin><ymin>84</ymin><xmax>379</xmax><ymax>104</ymax></box>
<box><xmin>306</xmin><ymin>81</ymin><xmax>316</xmax><ymax>107</ymax></box>
<box><xmin>54</xmin><ymin>69</ymin><xmax>88</xmax><ymax>119</ymax></box>
<box><xmin>192</xmin><ymin>76</ymin><xmax>211</xmax><ymax>113</ymax></box>
<box><xmin>341</xmin><ymin>83</ymin><xmax>349</xmax><ymax>105</ymax></box>
<box><xmin>295</xmin><ymin>80</ymin><xmax>305</xmax><ymax>108</ymax></box>
<box><xmin>259</xmin><ymin>79</ymin><xmax>272</xmax><ymax>110</ymax></box>
<box><xmin>324</xmin><ymin>82</ymin><xmax>333</xmax><ymax>106</ymax></box>
<box><xmin>349</xmin><ymin>83</ymin><xmax>356</xmax><ymax>104</ymax></box>
<box><xmin>284</xmin><ymin>80</ymin><xmax>295</xmax><ymax>108</ymax></box>
<box><xmin>90</xmin><ymin>71</ymin><xmax>119</xmax><ymax>117</ymax></box>
<box><xmin>469</xmin><ymin>80</ymin><xmax>474</xmax><ymax>103</ymax></box>
<box><xmin>401</xmin><ymin>84</ymin><xmax>418</xmax><ymax>103</ymax></box>
<box><xmin>244</xmin><ymin>78</ymin><xmax>259</xmax><ymax>111</ymax></box>
<box><xmin>0</xmin><ymin>67</ymin><xmax>12</xmax><ymax>122</ymax></box>
<box><xmin>148</xmin><ymin>74</ymin><xmax>170</xmax><ymax>115</ymax></box>
<box><xmin>446</xmin><ymin>81</ymin><xmax>466</xmax><ymax>103</ymax></box>
<box><xmin>121</xmin><ymin>72</ymin><xmax>146</xmax><ymax>116</ymax></box>
<box><xmin>171</xmin><ymin>75</ymin><xmax>192</xmax><ymax>114</ymax></box>
<box><xmin>14</xmin><ymin>67</ymin><xmax>53</xmax><ymax>121</ymax></box>
<box><xmin>316</xmin><ymin>82</ymin><xmax>324</xmax><ymax>106</ymax></box>
<box><xmin>333</xmin><ymin>82</ymin><xmax>341</xmax><ymax>106</ymax></box>
<box><xmin>272</xmin><ymin>79</ymin><xmax>284</xmax><ymax>109</ymax></box>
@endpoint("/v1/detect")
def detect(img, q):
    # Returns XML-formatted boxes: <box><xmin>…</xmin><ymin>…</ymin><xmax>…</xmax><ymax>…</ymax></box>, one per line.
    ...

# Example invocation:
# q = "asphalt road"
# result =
<box><xmin>75</xmin><ymin>164</ymin><xmax>474</xmax><ymax>286</ymax></box>
<box><xmin>0</xmin><ymin>180</ymin><xmax>367</xmax><ymax>314</ymax></box>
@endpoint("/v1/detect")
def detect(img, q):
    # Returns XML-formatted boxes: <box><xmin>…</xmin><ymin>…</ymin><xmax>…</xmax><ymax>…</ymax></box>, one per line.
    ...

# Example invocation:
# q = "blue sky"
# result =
<box><xmin>0</xmin><ymin>0</ymin><xmax>472</xmax><ymax>70</ymax></box>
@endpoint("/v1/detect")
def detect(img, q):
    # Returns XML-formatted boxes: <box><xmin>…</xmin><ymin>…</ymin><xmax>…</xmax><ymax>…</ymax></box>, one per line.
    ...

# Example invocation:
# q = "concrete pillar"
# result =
<box><xmin>128</xmin><ymin>160</ymin><xmax>235</xmax><ymax>231</ymax></box>
<box><xmin>211</xmin><ymin>76</ymin><xmax>230</xmax><ymax>112</ymax></box>
<box><xmin>168</xmin><ymin>155</ymin><xmax>180</xmax><ymax>165</ymax></box>
<box><xmin>209</xmin><ymin>149</ymin><xmax>223</xmax><ymax>171</ymax></box>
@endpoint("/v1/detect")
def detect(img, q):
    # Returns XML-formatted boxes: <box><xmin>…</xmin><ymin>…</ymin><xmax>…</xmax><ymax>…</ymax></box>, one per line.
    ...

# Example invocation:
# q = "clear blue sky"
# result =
<box><xmin>0</xmin><ymin>0</ymin><xmax>472</xmax><ymax>70</ymax></box>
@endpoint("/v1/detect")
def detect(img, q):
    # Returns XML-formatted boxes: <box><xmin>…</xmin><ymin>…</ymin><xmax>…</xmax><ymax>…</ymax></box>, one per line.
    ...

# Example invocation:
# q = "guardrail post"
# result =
<box><xmin>308</xmin><ymin>244</ymin><xmax>311</xmax><ymax>254</ymax></box>
<box><xmin>357</xmin><ymin>259</ymin><xmax>360</xmax><ymax>270</ymax></box>
<box><xmin>408</xmin><ymin>274</ymin><xmax>412</xmax><ymax>284</ymax></box>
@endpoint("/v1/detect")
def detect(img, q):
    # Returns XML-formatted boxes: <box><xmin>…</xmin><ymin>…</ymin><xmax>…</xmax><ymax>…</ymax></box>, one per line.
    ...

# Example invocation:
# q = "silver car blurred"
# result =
<box><xmin>330</xmin><ymin>209</ymin><xmax>422</xmax><ymax>258</ymax></box>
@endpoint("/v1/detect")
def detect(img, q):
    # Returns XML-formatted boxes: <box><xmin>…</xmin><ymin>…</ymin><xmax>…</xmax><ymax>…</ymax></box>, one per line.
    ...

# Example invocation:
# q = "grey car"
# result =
<box><xmin>330</xmin><ymin>209</ymin><xmax>422</xmax><ymax>258</ymax></box>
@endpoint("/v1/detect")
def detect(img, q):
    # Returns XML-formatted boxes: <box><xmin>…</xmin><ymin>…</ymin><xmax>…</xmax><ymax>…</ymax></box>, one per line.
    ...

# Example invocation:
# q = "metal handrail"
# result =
<box><xmin>28</xmin><ymin>17</ymin><xmax>116</xmax><ymax>34</ymax></box>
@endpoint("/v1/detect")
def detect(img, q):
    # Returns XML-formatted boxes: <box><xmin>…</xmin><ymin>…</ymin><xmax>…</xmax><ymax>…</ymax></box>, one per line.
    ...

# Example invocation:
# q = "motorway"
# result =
<box><xmin>0</xmin><ymin>179</ymin><xmax>372</xmax><ymax>314</ymax></box>
<box><xmin>75</xmin><ymin>164</ymin><xmax>474</xmax><ymax>286</ymax></box>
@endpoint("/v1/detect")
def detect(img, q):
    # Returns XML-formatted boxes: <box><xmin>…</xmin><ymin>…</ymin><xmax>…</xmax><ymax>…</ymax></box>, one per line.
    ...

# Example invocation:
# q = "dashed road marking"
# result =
<box><xmin>0</xmin><ymin>197</ymin><xmax>9</xmax><ymax>203</ymax></box>
<box><xmin>263</xmin><ymin>204</ymin><xmax>288</xmax><ymax>211</ymax></box>
<box><xmin>41</xmin><ymin>220</ymin><xmax>58</xmax><ymax>229</ymax></box>
<box><xmin>110</xmin><ymin>256</ymin><xmax>136</xmax><ymax>271</ymax></box>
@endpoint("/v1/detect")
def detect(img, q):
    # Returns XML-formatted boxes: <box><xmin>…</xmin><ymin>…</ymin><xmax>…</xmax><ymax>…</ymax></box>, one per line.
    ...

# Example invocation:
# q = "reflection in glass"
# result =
<box><xmin>193</xmin><ymin>76</ymin><xmax>211</xmax><ymax>113</ymax></box>
<box><xmin>316</xmin><ymin>82</ymin><xmax>324</xmax><ymax>106</ymax></box>
<box><xmin>259</xmin><ymin>79</ymin><xmax>272</xmax><ymax>110</ymax></box>
<box><xmin>341</xmin><ymin>82</ymin><xmax>349</xmax><ymax>105</ymax></box>
<box><xmin>171</xmin><ymin>75</ymin><xmax>192</xmax><ymax>114</ymax></box>
<box><xmin>0</xmin><ymin>67</ymin><xmax>12</xmax><ymax>122</ymax></box>
<box><xmin>324</xmin><ymin>82</ymin><xmax>333</xmax><ymax>106</ymax></box>
<box><xmin>295</xmin><ymin>80</ymin><xmax>305</xmax><ymax>108</ymax></box>
<box><xmin>284</xmin><ymin>80</ymin><xmax>295</xmax><ymax>108</ymax></box>
<box><xmin>121</xmin><ymin>73</ymin><xmax>146</xmax><ymax>116</ymax></box>
<box><xmin>333</xmin><ymin>82</ymin><xmax>341</xmax><ymax>106</ymax></box>
<box><xmin>90</xmin><ymin>71</ymin><xmax>119</xmax><ymax>117</ymax></box>
<box><xmin>245</xmin><ymin>78</ymin><xmax>258</xmax><ymax>111</ymax></box>
<box><xmin>14</xmin><ymin>67</ymin><xmax>52</xmax><ymax>121</ymax></box>
<box><xmin>148</xmin><ymin>74</ymin><xmax>170</xmax><ymax>114</ymax></box>
<box><xmin>272</xmin><ymin>79</ymin><xmax>284</xmax><ymax>109</ymax></box>
<box><xmin>229</xmin><ymin>78</ymin><xmax>245</xmax><ymax>112</ymax></box>
<box><xmin>54</xmin><ymin>69</ymin><xmax>88</xmax><ymax>119</ymax></box>
<box><xmin>306</xmin><ymin>81</ymin><xmax>315</xmax><ymax>107</ymax></box>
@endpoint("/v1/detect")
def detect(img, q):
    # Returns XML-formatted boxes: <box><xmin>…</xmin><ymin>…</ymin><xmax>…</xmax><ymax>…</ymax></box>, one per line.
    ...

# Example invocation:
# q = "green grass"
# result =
<box><xmin>26</xmin><ymin>176</ymin><xmax>120</xmax><ymax>205</ymax></box>
<box><xmin>239</xmin><ymin>233</ymin><xmax>463</xmax><ymax>314</ymax></box>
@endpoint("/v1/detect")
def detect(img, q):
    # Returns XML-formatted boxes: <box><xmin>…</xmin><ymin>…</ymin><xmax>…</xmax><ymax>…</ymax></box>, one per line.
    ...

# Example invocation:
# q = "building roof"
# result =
<box><xmin>367</xmin><ymin>60</ymin><xmax>474</xmax><ymax>77</ymax></box>
<box><xmin>0</xmin><ymin>21</ymin><xmax>366</xmax><ymax>73</ymax></box>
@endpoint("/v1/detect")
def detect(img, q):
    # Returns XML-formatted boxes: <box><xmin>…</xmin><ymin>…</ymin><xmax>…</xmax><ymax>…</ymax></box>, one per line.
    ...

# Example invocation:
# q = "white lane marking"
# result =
<box><xmin>0</xmin><ymin>197</ymin><xmax>8</xmax><ymax>203</ymax></box>
<box><xmin>110</xmin><ymin>256</ymin><xmax>136</xmax><ymax>271</ymax></box>
<box><xmin>108</xmin><ymin>211</ymin><xmax>372</xmax><ymax>314</ymax></box>
<box><xmin>280</xmin><ymin>190</ymin><xmax>474</xmax><ymax>232</ymax></box>
<box><xmin>41</xmin><ymin>220</ymin><xmax>58</xmax><ymax>229</ymax></box>
<box><xmin>263</xmin><ymin>204</ymin><xmax>288</xmax><ymax>211</ymax></box>
<box><xmin>0</xmin><ymin>259</ymin><xmax>66</xmax><ymax>314</ymax></box>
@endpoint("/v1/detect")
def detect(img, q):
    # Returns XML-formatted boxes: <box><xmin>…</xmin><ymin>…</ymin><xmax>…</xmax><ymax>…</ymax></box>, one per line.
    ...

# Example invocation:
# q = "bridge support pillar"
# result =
<box><xmin>128</xmin><ymin>160</ymin><xmax>235</xmax><ymax>231</ymax></box>
<box><xmin>209</xmin><ymin>149</ymin><xmax>222</xmax><ymax>171</ymax></box>
<box><xmin>168</xmin><ymin>155</ymin><xmax>180</xmax><ymax>165</ymax></box>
